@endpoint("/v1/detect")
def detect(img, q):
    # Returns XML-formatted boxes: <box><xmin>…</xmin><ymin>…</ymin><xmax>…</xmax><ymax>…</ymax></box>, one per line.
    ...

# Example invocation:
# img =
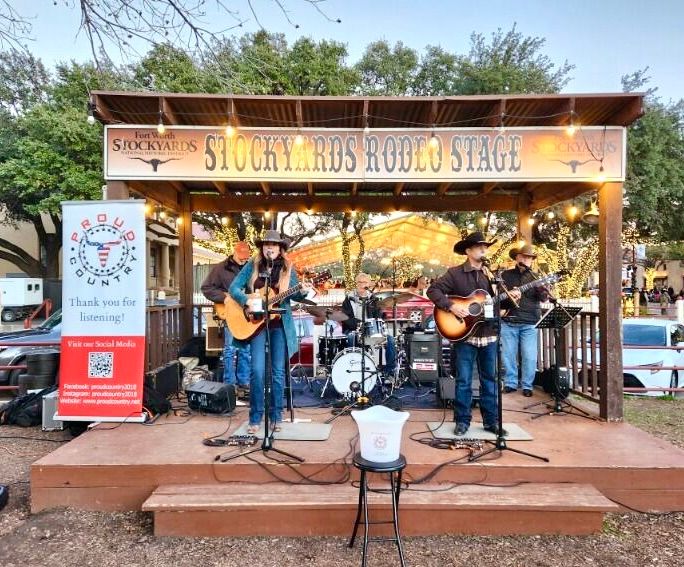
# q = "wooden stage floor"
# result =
<box><xmin>31</xmin><ymin>391</ymin><xmax>684</xmax><ymax>535</ymax></box>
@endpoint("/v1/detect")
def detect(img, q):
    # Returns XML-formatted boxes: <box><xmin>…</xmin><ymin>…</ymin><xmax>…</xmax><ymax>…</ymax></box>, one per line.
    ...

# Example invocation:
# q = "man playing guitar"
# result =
<box><xmin>427</xmin><ymin>232</ymin><xmax>520</xmax><ymax>437</ymax></box>
<box><xmin>501</xmin><ymin>245</ymin><xmax>550</xmax><ymax>397</ymax></box>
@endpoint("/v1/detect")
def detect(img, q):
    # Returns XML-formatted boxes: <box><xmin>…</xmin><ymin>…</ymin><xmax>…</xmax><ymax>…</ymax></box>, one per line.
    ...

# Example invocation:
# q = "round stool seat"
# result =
<box><xmin>353</xmin><ymin>452</ymin><xmax>406</xmax><ymax>472</ymax></box>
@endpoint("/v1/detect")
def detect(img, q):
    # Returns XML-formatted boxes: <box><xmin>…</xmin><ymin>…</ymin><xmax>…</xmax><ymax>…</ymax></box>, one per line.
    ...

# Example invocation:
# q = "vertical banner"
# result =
<box><xmin>58</xmin><ymin>201</ymin><xmax>146</xmax><ymax>422</ymax></box>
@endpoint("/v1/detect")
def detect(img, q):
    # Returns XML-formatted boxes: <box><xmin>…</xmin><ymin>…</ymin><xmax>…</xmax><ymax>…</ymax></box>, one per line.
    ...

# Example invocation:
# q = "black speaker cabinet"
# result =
<box><xmin>185</xmin><ymin>380</ymin><xmax>236</xmax><ymax>414</ymax></box>
<box><xmin>405</xmin><ymin>333</ymin><xmax>441</xmax><ymax>382</ymax></box>
<box><xmin>145</xmin><ymin>360</ymin><xmax>181</xmax><ymax>398</ymax></box>
<box><xmin>438</xmin><ymin>345</ymin><xmax>480</xmax><ymax>405</ymax></box>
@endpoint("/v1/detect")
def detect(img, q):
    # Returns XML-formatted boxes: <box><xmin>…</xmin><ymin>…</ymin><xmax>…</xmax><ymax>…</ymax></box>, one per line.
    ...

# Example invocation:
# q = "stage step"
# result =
<box><xmin>142</xmin><ymin>482</ymin><xmax>618</xmax><ymax>537</ymax></box>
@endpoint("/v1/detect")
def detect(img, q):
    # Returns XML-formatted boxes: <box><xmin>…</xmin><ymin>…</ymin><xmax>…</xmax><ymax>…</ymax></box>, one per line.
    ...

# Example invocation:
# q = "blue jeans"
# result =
<box><xmin>249</xmin><ymin>326</ymin><xmax>286</xmax><ymax>426</ymax></box>
<box><xmin>453</xmin><ymin>341</ymin><xmax>498</xmax><ymax>427</ymax></box>
<box><xmin>501</xmin><ymin>322</ymin><xmax>538</xmax><ymax>390</ymax></box>
<box><xmin>346</xmin><ymin>332</ymin><xmax>396</xmax><ymax>373</ymax></box>
<box><xmin>223</xmin><ymin>325</ymin><xmax>251</xmax><ymax>387</ymax></box>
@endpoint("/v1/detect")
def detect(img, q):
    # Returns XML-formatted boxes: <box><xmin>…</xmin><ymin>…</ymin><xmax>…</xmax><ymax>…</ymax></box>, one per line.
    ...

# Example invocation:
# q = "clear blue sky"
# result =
<box><xmin>15</xmin><ymin>0</ymin><xmax>684</xmax><ymax>101</ymax></box>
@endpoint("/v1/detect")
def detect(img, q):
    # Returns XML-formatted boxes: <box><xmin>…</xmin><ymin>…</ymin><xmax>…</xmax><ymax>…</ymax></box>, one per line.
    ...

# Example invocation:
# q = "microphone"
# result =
<box><xmin>480</xmin><ymin>257</ymin><xmax>491</xmax><ymax>266</ymax></box>
<box><xmin>518</xmin><ymin>263</ymin><xmax>531</xmax><ymax>272</ymax></box>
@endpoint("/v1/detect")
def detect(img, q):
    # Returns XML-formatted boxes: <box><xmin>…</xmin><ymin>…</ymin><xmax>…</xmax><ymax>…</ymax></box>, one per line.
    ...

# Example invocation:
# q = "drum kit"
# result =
<box><xmin>292</xmin><ymin>293</ymin><xmax>421</xmax><ymax>401</ymax></box>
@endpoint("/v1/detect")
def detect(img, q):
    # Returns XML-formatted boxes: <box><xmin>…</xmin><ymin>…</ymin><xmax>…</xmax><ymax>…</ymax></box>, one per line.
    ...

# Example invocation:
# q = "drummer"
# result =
<box><xmin>341</xmin><ymin>273</ymin><xmax>396</xmax><ymax>376</ymax></box>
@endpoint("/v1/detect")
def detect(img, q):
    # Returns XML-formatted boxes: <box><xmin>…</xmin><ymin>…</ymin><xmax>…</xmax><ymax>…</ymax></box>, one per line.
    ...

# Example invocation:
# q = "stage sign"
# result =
<box><xmin>57</xmin><ymin>201</ymin><xmax>146</xmax><ymax>422</ymax></box>
<box><xmin>104</xmin><ymin>125</ymin><xmax>626</xmax><ymax>183</ymax></box>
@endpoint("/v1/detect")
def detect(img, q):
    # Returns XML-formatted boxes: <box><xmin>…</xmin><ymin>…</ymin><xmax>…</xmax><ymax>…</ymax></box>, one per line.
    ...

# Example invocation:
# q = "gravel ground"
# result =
<box><xmin>1</xmin><ymin>399</ymin><xmax>683</xmax><ymax>567</ymax></box>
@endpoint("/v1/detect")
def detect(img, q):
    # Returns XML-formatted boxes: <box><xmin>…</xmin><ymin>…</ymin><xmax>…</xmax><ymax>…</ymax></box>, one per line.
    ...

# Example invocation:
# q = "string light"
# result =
<box><xmin>221</xmin><ymin>216</ymin><xmax>229</xmax><ymax>225</ymax></box>
<box><xmin>176</xmin><ymin>216</ymin><xmax>183</xmax><ymax>225</ymax></box>
<box><xmin>156</xmin><ymin>110</ymin><xmax>166</xmax><ymax>135</ymax></box>
<box><xmin>144</xmin><ymin>204</ymin><xmax>153</xmax><ymax>216</ymax></box>
<box><xmin>87</xmin><ymin>101</ymin><xmax>96</xmax><ymax>125</ymax></box>
<box><xmin>527</xmin><ymin>217</ymin><xmax>536</xmax><ymax>226</ymax></box>
<box><xmin>547</xmin><ymin>211</ymin><xmax>555</xmax><ymax>220</ymax></box>
<box><xmin>294</xmin><ymin>131</ymin><xmax>304</xmax><ymax>146</ymax></box>
<box><xmin>264</xmin><ymin>211</ymin><xmax>271</xmax><ymax>220</ymax></box>
<box><xmin>596</xmin><ymin>163</ymin><xmax>606</xmax><ymax>183</ymax></box>
<box><xmin>498</xmin><ymin>112</ymin><xmax>506</xmax><ymax>133</ymax></box>
<box><xmin>225</xmin><ymin>123</ymin><xmax>235</xmax><ymax>137</ymax></box>
<box><xmin>428</xmin><ymin>126</ymin><xmax>439</xmax><ymax>150</ymax></box>
<box><xmin>350</xmin><ymin>209</ymin><xmax>357</xmax><ymax>218</ymax></box>
<box><xmin>566</xmin><ymin>111</ymin><xmax>576</xmax><ymax>136</ymax></box>
<box><xmin>158</xmin><ymin>210</ymin><xmax>167</xmax><ymax>220</ymax></box>
<box><xmin>567</xmin><ymin>204</ymin><xmax>578</xmax><ymax>221</ymax></box>
<box><xmin>479</xmin><ymin>216</ymin><xmax>488</xmax><ymax>226</ymax></box>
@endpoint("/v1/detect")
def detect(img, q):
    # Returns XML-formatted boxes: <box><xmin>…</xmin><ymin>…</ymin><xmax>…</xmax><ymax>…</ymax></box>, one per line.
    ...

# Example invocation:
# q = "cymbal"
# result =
<box><xmin>292</xmin><ymin>297</ymin><xmax>318</xmax><ymax>306</ymax></box>
<box><xmin>301</xmin><ymin>305</ymin><xmax>349</xmax><ymax>322</ymax></box>
<box><xmin>377</xmin><ymin>292</ymin><xmax>420</xmax><ymax>309</ymax></box>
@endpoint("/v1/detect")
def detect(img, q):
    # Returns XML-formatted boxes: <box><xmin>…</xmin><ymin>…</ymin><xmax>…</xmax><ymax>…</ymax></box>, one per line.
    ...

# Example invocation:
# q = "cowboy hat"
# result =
<box><xmin>453</xmin><ymin>231</ymin><xmax>497</xmax><ymax>255</ymax></box>
<box><xmin>255</xmin><ymin>229</ymin><xmax>289</xmax><ymax>250</ymax></box>
<box><xmin>508</xmin><ymin>244</ymin><xmax>537</xmax><ymax>260</ymax></box>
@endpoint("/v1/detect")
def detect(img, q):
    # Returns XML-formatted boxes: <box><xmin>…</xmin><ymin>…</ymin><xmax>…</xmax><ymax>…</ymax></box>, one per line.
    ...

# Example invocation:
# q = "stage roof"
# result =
<box><xmin>94</xmin><ymin>91</ymin><xmax>644</xmax><ymax>214</ymax></box>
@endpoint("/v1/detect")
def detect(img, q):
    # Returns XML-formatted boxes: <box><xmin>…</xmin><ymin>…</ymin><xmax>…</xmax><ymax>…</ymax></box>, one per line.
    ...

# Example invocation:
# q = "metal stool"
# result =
<box><xmin>348</xmin><ymin>452</ymin><xmax>407</xmax><ymax>567</ymax></box>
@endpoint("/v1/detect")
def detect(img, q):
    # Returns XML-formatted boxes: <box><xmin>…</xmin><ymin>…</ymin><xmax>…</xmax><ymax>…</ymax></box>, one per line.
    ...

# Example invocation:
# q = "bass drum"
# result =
<box><xmin>331</xmin><ymin>347</ymin><xmax>377</xmax><ymax>397</ymax></box>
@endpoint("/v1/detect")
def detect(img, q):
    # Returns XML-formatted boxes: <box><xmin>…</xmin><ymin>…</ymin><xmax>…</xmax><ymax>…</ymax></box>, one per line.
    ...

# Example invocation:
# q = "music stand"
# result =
<box><xmin>526</xmin><ymin>304</ymin><xmax>597</xmax><ymax>420</ymax></box>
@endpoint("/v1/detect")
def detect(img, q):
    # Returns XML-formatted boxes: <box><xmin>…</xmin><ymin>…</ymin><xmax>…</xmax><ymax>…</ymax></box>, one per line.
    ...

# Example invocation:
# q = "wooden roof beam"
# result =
<box><xmin>552</xmin><ymin>97</ymin><xmax>575</xmax><ymax>126</ymax></box>
<box><xmin>436</xmin><ymin>183</ymin><xmax>450</xmax><ymax>196</ymax></box>
<box><xmin>90</xmin><ymin>93</ymin><xmax>116</xmax><ymax>123</ymax></box>
<box><xmin>480</xmin><ymin>182</ymin><xmax>497</xmax><ymax>195</ymax></box>
<box><xmin>607</xmin><ymin>96</ymin><xmax>645</xmax><ymax>126</ymax></box>
<box><xmin>159</xmin><ymin>96</ymin><xmax>179</xmax><ymax>125</ymax></box>
<box><xmin>212</xmin><ymin>181</ymin><xmax>227</xmax><ymax>194</ymax></box>
<box><xmin>191</xmin><ymin>193</ymin><xmax>517</xmax><ymax>213</ymax></box>
<box><xmin>260</xmin><ymin>182</ymin><xmax>271</xmax><ymax>195</ymax></box>
<box><xmin>129</xmin><ymin>181</ymin><xmax>181</xmax><ymax>212</ymax></box>
<box><xmin>393</xmin><ymin>182</ymin><xmax>404</xmax><ymax>197</ymax></box>
<box><xmin>351</xmin><ymin>182</ymin><xmax>358</xmax><ymax>197</ymax></box>
<box><xmin>487</xmin><ymin>99</ymin><xmax>506</xmax><ymax>127</ymax></box>
<box><xmin>307</xmin><ymin>182</ymin><xmax>314</xmax><ymax>197</ymax></box>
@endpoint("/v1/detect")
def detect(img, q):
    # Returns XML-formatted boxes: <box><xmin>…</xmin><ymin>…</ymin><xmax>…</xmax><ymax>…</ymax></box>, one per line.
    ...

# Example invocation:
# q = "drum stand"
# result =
<box><xmin>319</xmin><ymin>310</ymin><xmax>337</xmax><ymax>398</ymax></box>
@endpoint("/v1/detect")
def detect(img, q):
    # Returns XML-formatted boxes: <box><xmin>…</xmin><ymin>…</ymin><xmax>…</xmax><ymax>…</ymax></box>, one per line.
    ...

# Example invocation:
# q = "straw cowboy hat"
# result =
<box><xmin>508</xmin><ymin>244</ymin><xmax>537</xmax><ymax>261</ymax></box>
<box><xmin>255</xmin><ymin>229</ymin><xmax>289</xmax><ymax>251</ymax></box>
<box><xmin>453</xmin><ymin>231</ymin><xmax>497</xmax><ymax>255</ymax></box>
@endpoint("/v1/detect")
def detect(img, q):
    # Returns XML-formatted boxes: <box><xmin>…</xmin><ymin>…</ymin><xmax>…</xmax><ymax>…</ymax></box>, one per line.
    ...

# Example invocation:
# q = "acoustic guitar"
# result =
<box><xmin>433</xmin><ymin>272</ymin><xmax>565</xmax><ymax>342</ymax></box>
<box><xmin>216</xmin><ymin>270</ymin><xmax>331</xmax><ymax>341</ymax></box>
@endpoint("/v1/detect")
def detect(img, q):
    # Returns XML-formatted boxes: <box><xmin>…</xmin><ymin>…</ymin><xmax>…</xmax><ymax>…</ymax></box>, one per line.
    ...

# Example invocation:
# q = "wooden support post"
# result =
<box><xmin>517</xmin><ymin>192</ymin><xmax>532</xmax><ymax>243</ymax></box>
<box><xmin>598</xmin><ymin>182</ymin><xmax>623</xmax><ymax>421</ymax></box>
<box><xmin>105</xmin><ymin>181</ymin><xmax>129</xmax><ymax>200</ymax></box>
<box><xmin>177</xmin><ymin>193</ymin><xmax>194</xmax><ymax>344</ymax></box>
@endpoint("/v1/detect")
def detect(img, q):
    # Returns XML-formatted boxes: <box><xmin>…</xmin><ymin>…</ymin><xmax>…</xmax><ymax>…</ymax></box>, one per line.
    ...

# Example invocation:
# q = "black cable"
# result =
<box><xmin>0</xmin><ymin>436</ymin><xmax>68</xmax><ymax>443</ymax></box>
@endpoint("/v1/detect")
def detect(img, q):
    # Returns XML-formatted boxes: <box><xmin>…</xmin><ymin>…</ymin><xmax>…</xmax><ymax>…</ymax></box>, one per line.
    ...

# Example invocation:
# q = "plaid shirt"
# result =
<box><xmin>465</xmin><ymin>334</ymin><xmax>498</xmax><ymax>347</ymax></box>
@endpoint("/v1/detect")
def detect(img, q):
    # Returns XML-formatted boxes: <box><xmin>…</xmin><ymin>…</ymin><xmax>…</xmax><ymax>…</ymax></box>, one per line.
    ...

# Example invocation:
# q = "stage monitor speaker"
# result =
<box><xmin>406</xmin><ymin>333</ymin><xmax>441</xmax><ymax>383</ymax></box>
<box><xmin>185</xmin><ymin>380</ymin><xmax>235</xmax><ymax>414</ymax></box>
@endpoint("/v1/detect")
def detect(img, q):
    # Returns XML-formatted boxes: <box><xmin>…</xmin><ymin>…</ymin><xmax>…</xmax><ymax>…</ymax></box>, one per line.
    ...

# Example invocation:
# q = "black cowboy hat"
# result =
<box><xmin>255</xmin><ymin>229</ymin><xmax>289</xmax><ymax>250</ymax></box>
<box><xmin>508</xmin><ymin>244</ymin><xmax>537</xmax><ymax>260</ymax></box>
<box><xmin>453</xmin><ymin>231</ymin><xmax>497</xmax><ymax>255</ymax></box>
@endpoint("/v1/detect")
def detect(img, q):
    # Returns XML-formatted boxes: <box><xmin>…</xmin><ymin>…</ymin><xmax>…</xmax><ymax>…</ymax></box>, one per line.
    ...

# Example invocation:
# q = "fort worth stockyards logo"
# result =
<box><xmin>68</xmin><ymin>213</ymin><xmax>138</xmax><ymax>285</ymax></box>
<box><xmin>111</xmin><ymin>130</ymin><xmax>197</xmax><ymax>172</ymax></box>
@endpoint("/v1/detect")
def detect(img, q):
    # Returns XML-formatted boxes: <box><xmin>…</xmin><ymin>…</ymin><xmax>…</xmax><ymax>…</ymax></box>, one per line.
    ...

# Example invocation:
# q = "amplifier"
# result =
<box><xmin>185</xmin><ymin>380</ymin><xmax>236</xmax><ymax>414</ymax></box>
<box><xmin>405</xmin><ymin>333</ymin><xmax>441</xmax><ymax>382</ymax></box>
<box><xmin>145</xmin><ymin>360</ymin><xmax>181</xmax><ymax>398</ymax></box>
<box><xmin>438</xmin><ymin>345</ymin><xmax>481</xmax><ymax>405</ymax></box>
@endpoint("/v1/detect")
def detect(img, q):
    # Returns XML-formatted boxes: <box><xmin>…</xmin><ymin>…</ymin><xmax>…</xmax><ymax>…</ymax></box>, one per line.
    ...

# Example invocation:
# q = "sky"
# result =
<box><xmin>11</xmin><ymin>0</ymin><xmax>684</xmax><ymax>102</ymax></box>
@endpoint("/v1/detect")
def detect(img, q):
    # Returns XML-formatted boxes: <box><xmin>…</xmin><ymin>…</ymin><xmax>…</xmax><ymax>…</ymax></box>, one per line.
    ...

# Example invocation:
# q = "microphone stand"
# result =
<box><xmin>221</xmin><ymin>251</ymin><xmax>303</xmax><ymax>463</ymax></box>
<box><xmin>469</xmin><ymin>260</ymin><xmax>548</xmax><ymax>463</ymax></box>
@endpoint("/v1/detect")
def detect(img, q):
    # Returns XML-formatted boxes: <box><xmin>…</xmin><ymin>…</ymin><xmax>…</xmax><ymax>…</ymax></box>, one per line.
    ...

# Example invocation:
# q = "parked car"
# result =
<box><xmin>576</xmin><ymin>318</ymin><xmax>684</xmax><ymax>397</ymax></box>
<box><xmin>0</xmin><ymin>309</ymin><xmax>61</xmax><ymax>387</ymax></box>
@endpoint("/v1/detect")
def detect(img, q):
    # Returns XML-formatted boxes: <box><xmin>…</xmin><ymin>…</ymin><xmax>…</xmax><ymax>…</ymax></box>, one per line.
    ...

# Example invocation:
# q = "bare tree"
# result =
<box><xmin>1</xmin><ymin>1</ymin><xmax>340</xmax><ymax>67</ymax></box>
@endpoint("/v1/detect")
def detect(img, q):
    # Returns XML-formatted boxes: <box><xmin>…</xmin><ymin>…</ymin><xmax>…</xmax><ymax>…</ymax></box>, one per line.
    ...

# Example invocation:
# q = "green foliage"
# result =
<box><xmin>356</xmin><ymin>40</ymin><xmax>419</xmax><ymax>95</ymax></box>
<box><xmin>453</xmin><ymin>25</ymin><xmax>574</xmax><ymax>94</ymax></box>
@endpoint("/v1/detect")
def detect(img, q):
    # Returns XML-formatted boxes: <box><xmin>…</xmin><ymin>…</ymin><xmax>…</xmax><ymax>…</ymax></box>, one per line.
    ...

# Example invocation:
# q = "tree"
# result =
<box><xmin>622</xmin><ymin>70</ymin><xmax>684</xmax><ymax>241</ymax></box>
<box><xmin>0</xmin><ymin>1</ymin><xmax>341</xmax><ymax>67</ymax></box>
<box><xmin>356</xmin><ymin>40</ymin><xmax>419</xmax><ymax>96</ymax></box>
<box><xmin>453</xmin><ymin>25</ymin><xmax>574</xmax><ymax>95</ymax></box>
<box><xmin>0</xmin><ymin>104</ymin><xmax>103</xmax><ymax>277</ymax></box>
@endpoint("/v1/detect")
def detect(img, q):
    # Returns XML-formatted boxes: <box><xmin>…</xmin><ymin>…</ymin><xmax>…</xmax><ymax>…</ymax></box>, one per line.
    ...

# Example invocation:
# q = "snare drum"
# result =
<box><xmin>361</xmin><ymin>318</ymin><xmax>387</xmax><ymax>346</ymax></box>
<box><xmin>317</xmin><ymin>335</ymin><xmax>348</xmax><ymax>366</ymax></box>
<box><xmin>331</xmin><ymin>347</ymin><xmax>377</xmax><ymax>396</ymax></box>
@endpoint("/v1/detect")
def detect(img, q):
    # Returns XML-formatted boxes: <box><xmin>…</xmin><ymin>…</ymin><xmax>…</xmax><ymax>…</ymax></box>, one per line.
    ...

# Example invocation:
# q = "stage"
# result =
<box><xmin>31</xmin><ymin>389</ymin><xmax>684</xmax><ymax>537</ymax></box>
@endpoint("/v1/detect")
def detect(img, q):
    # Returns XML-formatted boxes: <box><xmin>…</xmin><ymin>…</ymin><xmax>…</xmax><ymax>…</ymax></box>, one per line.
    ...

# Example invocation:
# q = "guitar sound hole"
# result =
<box><xmin>468</xmin><ymin>302</ymin><xmax>482</xmax><ymax>316</ymax></box>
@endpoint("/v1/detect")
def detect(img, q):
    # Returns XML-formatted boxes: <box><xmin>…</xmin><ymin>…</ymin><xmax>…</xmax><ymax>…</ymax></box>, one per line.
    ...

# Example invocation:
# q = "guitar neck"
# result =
<box><xmin>495</xmin><ymin>274</ymin><xmax>554</xmax><ymax>302</ymax></box>
<box><xmin>267</xmin><ymin>283</ymin><xmax>302</xmax><ymax>306</ymax></box>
